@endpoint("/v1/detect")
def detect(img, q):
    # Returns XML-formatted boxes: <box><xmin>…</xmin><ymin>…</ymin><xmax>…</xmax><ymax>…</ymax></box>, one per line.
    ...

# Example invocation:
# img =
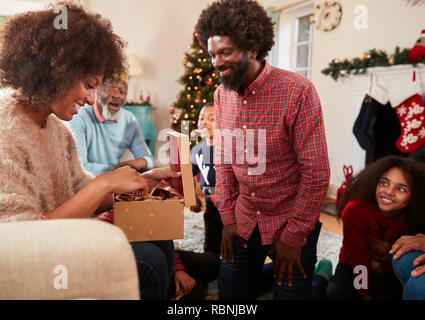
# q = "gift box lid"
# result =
<box><xmin>166</xmin><ymin>130</ymin><xmax>196</xmax><ymax>207</ymax></box>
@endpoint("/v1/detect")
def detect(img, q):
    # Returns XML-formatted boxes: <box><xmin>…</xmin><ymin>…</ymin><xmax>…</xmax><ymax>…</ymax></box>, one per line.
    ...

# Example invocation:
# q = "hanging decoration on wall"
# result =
<box><xmin>410</xmin><ymin>29</ymin><xmax>425</xmax><ymax>62</ymax></box>
<box><xmin>389</xmin><ymin>72</ymin><xmax>425</xmax><ymax>153</ymax></box>
<box><xmin>321</xmin><ymin>47</ymin><xmax>416</xmax><ymax>81</ymax></box>
<box><xmin>310</xmin><ymin>1</ymin><xmax>343</xmax><ymax>32</ymax></box>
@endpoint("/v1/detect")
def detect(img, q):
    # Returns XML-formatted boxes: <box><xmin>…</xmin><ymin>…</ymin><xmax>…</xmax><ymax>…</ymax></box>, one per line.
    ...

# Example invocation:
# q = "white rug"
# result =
<box><xmin>175</xmin><ymin>212</ymin><xmax>343</xmax><ymax>277</ymax></box>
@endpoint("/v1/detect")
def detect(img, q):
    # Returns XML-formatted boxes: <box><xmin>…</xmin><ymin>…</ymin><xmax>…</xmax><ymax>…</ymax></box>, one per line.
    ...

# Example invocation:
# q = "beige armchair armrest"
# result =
<box><xmin>0</xmin><ymin>219</ymin><xmax>139</xmax><ymax>300</ymax></box>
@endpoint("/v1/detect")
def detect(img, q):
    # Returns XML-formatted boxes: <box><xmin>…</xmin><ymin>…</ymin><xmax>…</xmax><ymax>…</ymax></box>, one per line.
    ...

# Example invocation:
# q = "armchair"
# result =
<box><xmin>0</xmin><ymin>219</ymin><xmax>139</xmax><ymax>300</ymax></box>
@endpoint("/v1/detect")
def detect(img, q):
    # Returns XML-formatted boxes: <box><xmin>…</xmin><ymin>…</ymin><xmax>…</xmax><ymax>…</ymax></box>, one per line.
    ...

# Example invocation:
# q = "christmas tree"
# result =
<box><xmin>171</xmin><ymin>32</ymin><xmax>220</xmax><ymax>146</ymax></box>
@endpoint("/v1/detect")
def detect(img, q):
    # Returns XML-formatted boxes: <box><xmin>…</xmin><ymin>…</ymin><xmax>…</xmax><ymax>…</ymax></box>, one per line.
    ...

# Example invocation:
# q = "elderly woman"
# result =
<box><xmin>0</xmin><ymin>2</ymin><xmax>175</xmax><ymax>300</ymax></box>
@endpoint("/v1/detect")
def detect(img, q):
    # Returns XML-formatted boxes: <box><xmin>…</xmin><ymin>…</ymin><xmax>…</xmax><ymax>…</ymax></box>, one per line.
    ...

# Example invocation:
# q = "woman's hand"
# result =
<box><xmin>411</xmin><ymin>253</ymin><xmax>425</xmax><ymax>277</ymax></box>
<box><xmin>95</xmin><ymin>166</ymin><xmax>149</xmax><ymax>195</ymax></box>
<box><xmin>390</xmin><ymin>234</ymin><xmax>425</xmax><ymax>259</ymax></box>
<box><xmin>45</xmin><ymin>166</ymin><xmax>148</xmax><ymax>220</ymax></box>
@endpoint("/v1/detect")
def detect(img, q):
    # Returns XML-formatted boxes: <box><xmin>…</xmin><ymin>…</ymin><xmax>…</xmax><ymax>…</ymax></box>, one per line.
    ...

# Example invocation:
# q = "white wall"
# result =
<box><xmin>4</xmin><ymin>0</ymin><xmax>292</xmax><ymax>164</ymax></box>
<box><xmin>274</xmin><ymin>0</ymin><xmax>425</xmax><ymax>197</ymax></box>
<box><xmin>309</xmin><ymin>0</ymin><xmax>425</xmax><ymax>196</ymax></box>
<box><xmin>0</xmin><ymin>0</ymin><xmax>46</xmax><ymax>14</ymax></box>
<box><xmin>82</xmin><ymin>0</ymin><xmax>285</xmax><ymax>163</ymax></box>
<box><xmin>81</xmin><ymin>0</ymin><xmax>206</xmax><ymax>163</ymax></box>
<box><xmin>10</xmin><ymin>0</ymin><xmax>425</xmax><ymax>195</ymax></box>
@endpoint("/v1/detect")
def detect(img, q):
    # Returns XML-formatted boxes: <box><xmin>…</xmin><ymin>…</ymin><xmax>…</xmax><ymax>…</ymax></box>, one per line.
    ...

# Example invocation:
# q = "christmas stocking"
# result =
<box><xmin>389</xmin><ymin>80</ymin><xmax>425</xmax><ymax>153</ymax></box>
<box><xmin>353</xmin><ymin>85</ymin><xmax>389</xmax><ymax>151</ymax></box>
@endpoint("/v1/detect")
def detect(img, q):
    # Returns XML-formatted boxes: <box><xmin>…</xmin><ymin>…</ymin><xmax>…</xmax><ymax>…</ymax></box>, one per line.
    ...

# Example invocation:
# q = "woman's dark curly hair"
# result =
<box><xmin>337</xmin><ymin>155</ymin><xmax>425</xmax><ymax>234</ymax></box>
<box><xmin>195</xmin><ymin>0</ymin><xmax>274</xmax><ymax>61</ymax></box>
<box><xmin>0</xmin><ymin>2</ymin><xmax>127</xmax><ymax>111</ymax></box>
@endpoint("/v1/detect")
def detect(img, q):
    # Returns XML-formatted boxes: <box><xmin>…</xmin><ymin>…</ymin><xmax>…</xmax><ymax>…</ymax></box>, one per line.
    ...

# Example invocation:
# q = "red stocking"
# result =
<box><xmin>389</xmin><ymin>80</ymin><xmax>425</xmax><ymax>153</ymax></box>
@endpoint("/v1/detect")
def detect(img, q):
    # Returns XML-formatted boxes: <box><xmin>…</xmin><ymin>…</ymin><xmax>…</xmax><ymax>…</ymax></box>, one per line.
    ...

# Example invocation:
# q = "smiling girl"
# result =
<box><xmin>326</xmin><ymin>156</ymin><xmax>425</xmax><ymax>300</ymax></box>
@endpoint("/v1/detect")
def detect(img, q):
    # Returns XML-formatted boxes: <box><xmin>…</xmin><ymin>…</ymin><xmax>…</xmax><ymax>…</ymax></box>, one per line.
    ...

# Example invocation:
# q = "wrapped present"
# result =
<box><xmin>114</xmin><ymin>131</ymin><xmax>195</xmax><ymax>242</ymax></box>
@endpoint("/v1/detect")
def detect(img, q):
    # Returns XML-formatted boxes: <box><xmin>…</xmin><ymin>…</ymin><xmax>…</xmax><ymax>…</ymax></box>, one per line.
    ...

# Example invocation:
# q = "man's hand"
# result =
<box><xmin>269</xmin><ymin>239</ymin><xmax>306</xmax><ymax>287</ymax></box>
<box><xmin>390</xmin><ymin>233</ymin><xmax>425</xmax><ymax>277</ymax></box>
<box><xmin>220</xmin><ymin>223</ymin><xmax>247</xmax><ymax>263</ymax></box>
<box><xmin>390</xmin><ymin>234</ymin><xmax>425</xmax><ymax>259</ymax></box>
<box><xmin>115</xmin><ymin>158</ymin><xmax>147</xmax><ymax>171</ymax></box>
<box><xmin>174</xmin><ymin>270</ymin><xmax>196</xmax><ymax>295</ymax></box>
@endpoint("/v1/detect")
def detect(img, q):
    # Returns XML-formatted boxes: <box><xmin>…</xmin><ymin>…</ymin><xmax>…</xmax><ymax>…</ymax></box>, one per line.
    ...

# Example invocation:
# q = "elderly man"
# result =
<box><xmin>69</xmin><ymin>75</ymin><xmax>154</xmax><ymax>176</ymax></box>
<box><xmin>195</xmin><ymin>0</ymin><xmax>330</xmax><ymax>300</ymax></box>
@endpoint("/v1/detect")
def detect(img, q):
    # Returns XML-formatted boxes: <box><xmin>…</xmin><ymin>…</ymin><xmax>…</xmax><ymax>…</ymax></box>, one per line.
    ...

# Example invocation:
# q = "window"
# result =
<box><xmin>0</xmin><ymin>16</ymin><xmax>7</xmax><ymax>27</ymax></box>
<box><xmin>0</xmin><ymin>1</ymin><xmax>45</xmax><ymax>96</ymax></box>
<box><xmin>293</xmin><ymin>14</ymin><xmax>313</xmax><ymax>79</ymax></box>
<box><xmin>275</xmin><ymin>2</ymin><xmax>314</xmax><ymax>79</ymax></box>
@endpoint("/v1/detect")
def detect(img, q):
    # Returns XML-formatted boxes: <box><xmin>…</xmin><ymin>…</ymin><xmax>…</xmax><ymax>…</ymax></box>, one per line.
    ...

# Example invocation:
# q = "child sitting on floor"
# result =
<box><xmin>327</xmin><ymin>155</ymin><xmax>425</xmax><ymax>300</ymax></box>
<box><xmin>168</xmin><ymin>103</ymin><xmax>222</xmax><ymax>299</ymax></box>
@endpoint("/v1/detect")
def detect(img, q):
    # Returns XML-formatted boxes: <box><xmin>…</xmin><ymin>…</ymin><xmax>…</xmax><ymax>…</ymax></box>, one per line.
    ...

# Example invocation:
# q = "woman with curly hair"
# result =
<box><xmin>195</xmin><ymin>0</ymin><xmax>330</xmax><ymax>300</ymax></box>
<box><xmin>327</xmin><ymin>156</ymin><xmax>425</xmax><ymax>300</ymax></box>
<box><xmin>0</xmin><ymin>2</ymin><xmax>176</xmax><ymax>300</ymax></box>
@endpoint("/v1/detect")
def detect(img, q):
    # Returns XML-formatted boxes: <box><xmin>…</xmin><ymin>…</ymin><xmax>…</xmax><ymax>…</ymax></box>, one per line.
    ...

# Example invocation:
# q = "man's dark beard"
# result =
<box><xmin>218</xmin><ymin>54</ymin><xmax>250</xmax><ymax>91</ymax></box>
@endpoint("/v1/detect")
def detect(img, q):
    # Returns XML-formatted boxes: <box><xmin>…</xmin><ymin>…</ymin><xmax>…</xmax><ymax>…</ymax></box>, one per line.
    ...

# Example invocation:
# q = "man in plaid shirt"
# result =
<box><xmin>195</xmin><ymin>0</ymin><xmax>330</xmax><ymax>299</ymax></box>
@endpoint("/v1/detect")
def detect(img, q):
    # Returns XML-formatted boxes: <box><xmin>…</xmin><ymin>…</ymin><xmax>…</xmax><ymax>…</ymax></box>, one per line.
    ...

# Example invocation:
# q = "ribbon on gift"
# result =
<box><xmin>115</xmin><ymin>180</ymin><xmax>183</xmax><ymax>202</ymax></box>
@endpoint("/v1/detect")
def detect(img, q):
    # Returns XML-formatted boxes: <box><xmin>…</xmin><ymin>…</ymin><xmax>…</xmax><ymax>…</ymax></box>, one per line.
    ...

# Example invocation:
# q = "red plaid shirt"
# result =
<box><xmin>213</xmin><ymin>62</ymin><xmax>330</xmax><ymax>248</ymax></box>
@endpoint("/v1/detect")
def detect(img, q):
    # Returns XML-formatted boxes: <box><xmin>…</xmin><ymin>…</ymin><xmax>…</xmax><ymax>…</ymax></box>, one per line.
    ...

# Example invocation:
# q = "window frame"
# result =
<box><xmin>275</xmin><ymin>2</ymin><xmax>314</xmax><ymax>78</ymax></box>
<box><xmin>293</xmin><ymin>14</ymin><xmax>314</xmax><ymax>79</ymax></box>
<box><xmin>0</xmin><ymin>1</ymin><xmax>46</xmax><ymax>96</ymax></box>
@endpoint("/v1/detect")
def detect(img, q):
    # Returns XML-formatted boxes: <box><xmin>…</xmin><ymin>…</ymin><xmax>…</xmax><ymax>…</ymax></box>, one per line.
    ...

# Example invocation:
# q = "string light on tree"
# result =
<box><xmin>171</xmin><ymin>32</ymin><xmax>221</xmax><ymax>146</ymax></box>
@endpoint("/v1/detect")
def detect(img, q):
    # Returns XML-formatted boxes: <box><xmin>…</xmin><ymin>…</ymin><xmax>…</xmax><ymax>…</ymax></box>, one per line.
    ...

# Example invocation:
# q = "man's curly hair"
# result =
<box><xmin>0</xmin><ymin>2</ymin><xmax>127</xmax><ymax>111</ymax></box>
<box><xmin>195</xmin><ymin>0</ymin><xmax>274</xmax><ymax>61</ymax></box>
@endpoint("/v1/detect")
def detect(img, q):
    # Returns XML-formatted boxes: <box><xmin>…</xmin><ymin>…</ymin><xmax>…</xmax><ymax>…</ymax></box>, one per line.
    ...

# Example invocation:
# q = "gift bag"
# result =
<box><xmin>336</xmin><ymin>165</ymin><xmax>353</xmax><ymax>208</ymax></box>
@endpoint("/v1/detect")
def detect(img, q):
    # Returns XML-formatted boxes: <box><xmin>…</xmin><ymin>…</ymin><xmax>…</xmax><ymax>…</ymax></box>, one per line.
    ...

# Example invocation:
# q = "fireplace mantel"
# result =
<box><xmin>350</xmin><ymin>64</ymin><xmax>425</xmax><ymax>173</ymax></box>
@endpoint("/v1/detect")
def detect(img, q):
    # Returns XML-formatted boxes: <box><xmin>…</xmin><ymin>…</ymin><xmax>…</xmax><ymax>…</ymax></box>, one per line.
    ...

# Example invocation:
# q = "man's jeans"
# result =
<box><xmin>130</xmin><ymin>240</ymin><xmax>174</xmax><ymax>300</ymax></box>
<box><xmin>392</xmin><ymin>250</ymin><xmax>425</xmax><ymax>300</ymax></box>
<box><xmin>219</xmin><ymin>222</ymin><xmax>322</xmax><ymax>300</ymax></box>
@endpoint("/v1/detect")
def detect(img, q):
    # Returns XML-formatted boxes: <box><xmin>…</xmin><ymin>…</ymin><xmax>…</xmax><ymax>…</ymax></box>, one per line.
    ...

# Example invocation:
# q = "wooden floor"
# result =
<box><xmin>320</xmin><ymin>212</ymin><xmax>342</xmax><ymax>236</ymax></box>
<box><xmin>196</xmin><ymin>182</ymin><xmax>343</xmax><ymax>236</ymax></box>
<box><xmin>319</xmin><ymin>197</ymin><xmax>342</xmax><ymax>236</ymax></box>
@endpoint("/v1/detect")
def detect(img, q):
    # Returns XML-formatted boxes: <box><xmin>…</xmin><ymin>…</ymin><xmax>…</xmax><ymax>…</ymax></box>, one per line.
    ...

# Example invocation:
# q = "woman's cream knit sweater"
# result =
<box><xmin>0</xmin><ymin>93</ymin><xmax>93</xmax><ymax>222</ymax></box>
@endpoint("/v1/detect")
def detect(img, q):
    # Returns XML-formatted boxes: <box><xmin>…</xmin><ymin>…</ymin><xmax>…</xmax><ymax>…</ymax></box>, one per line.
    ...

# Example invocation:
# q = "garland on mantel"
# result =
<box><xmin>321</xmin><ymin>47</ymin><xmax>424</xmax><ymax>81</ymax></box>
